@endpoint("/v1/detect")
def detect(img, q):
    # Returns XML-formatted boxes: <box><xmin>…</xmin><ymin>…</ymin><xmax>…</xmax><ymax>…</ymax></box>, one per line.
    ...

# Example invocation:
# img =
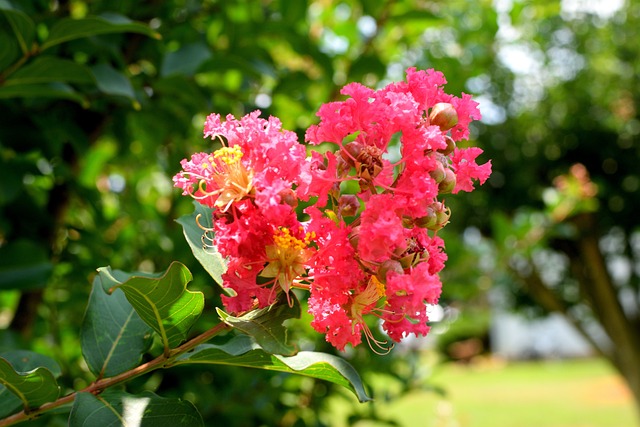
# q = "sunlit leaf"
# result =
<box><xmin>174</xmin><ymin>335</ymin><xmax>371</xmax><ymax>403</ymax></box>
<box><xmin>176</xmin><ymin>202</ymin><xmax>227</xmax><ymax>288</ymax></box>
<box><xmin>0</xmin><ymin>351</ymin><xmax>61</xmax><ymax>418</ymax></box>
<box><xmin>81</xmin><ymin>278</ymin><xmax>153</xmax><ymax>378</ymax></box>
<box><xmin>98</xmin><ymin>262</ymin><xmax>203</xmax><ymax>351</ymax></box>
<box><xmin>0</xmin><ymin>354</ymin><xmax>60</xmax><ymax>413</ymax></box>
<box><xmin>69</xmin><ymin>390</ymin><xmax>203</xmax><ymax>427</ymax></box>
<box><xmin>41</xmin><ymin>14</ymin><xmax>160</xmax><ymax>51</ymax></box>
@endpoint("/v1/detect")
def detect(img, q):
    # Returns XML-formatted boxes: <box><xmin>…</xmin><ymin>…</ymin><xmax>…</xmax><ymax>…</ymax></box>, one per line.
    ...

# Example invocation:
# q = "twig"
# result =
<box><xmin>0</xmin><ymin>322</ymin><xmax>231</xmax><ymax>427</ymax></box>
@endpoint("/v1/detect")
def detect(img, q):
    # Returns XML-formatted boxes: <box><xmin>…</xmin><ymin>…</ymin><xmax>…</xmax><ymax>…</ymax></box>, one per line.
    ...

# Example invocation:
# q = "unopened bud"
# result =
<box><xmin>338</xmin><ymin>194</ymin><xmax>360</xmax><ymax>217</ymax></box>
<box><xmin>413</xmin><ymin>207</ymin><xmax>438</xmax><ymax>229</ymax></box>
<box><xmin>376</xmin><ymin>259</ymin><xmax>404</xmax><ymax>284</ymax></box>
<box><xmin>438</xmin><ymin>169</ymin><xmax>456</xmax><ymax>194</ymax></box>
<box><xmin>419</xmin><ymin>202</ymin><xmax>451</xmax><ymax>231</ymax></box>
<box><xmin>348</xmin><ymin>225</ymin><xmax>360</xmax><ymax>250</ymax></box>
<box><xmin>279</xmin><ymin>189</ymin><xmax>298</xmax><ymax>208</ymax></box>
<box><xmin>429</xmin><ymin>103</ymin><xmax>458</xmax><ymax>131</ymax></box>
<box><xmin>398</xmin><ymin>251</ymin><xmax>429</xmax><ymax>269</ymax></box>
<box><xmin>435</xmin><ymin>205</ymin><xmax>451</xmax><ymax>229</ymax></box>
<box><xmin>440</xmin><ymin>135</ymin><xmax>456</xmax><ymax>156</ymax></box>
<box><xmin>429</xmin><ymin>160</ymin><xmax>447</xmax><ymax>184</ymax></box>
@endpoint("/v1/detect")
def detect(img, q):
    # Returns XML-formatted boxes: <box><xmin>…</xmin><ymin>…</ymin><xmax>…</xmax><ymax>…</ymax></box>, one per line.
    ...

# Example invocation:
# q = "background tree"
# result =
<box><xmin>1</xmin><ymin>0</ymin><xmax>639</xmax><ymax>424</ymax></box>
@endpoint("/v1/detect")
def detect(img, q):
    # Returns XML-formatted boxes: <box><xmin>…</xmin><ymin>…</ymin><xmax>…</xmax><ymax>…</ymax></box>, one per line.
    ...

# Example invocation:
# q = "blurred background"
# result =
<box><xmin>0</xmin><ymin>0</ymin><xmax>639</xmax><ymax>426</ymax></box>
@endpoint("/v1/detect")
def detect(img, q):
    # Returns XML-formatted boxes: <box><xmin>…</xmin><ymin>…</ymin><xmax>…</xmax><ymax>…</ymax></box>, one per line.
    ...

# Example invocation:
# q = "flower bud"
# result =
<box><xmin>348</xmin><ymin>225</ymin><xmax>360</xmax><ymax>250</ymax></box>
<box><xmin>440</xmin><ymin>135</ymin><xmax>456</xmax><ymax>156</ymax></box>
<box><xmin>338</xmin><ymin>194</ymin><xmax>360</xmax><ymax>217</ymax></box>
<box><xmin>398</xmin><ymin>250</ymin><xmax>430</xmax><ymax>269</ymax></box>
<box><xmin>435</xmin><ymin>204</ymin><xmax>451</xmax><ymax>229</ymax></box>
<box><xmin>376</xmin><ymin>259</ymin><xmax>404</xmax><ymax>284</ymax></box>
<box><xmin>429</xmin><ymin>103</ymin><xmax>458</xmax><ymax>131</ymax></box>
<box><xmin>413</xmin><ymin>207</ymin><xmax>437</xmax><ymax>229</ymax></box>
<box><xmin>438</xmin><ymin>168</ymin><xmax>456</xmax><ymax>194</ymax></box>
<box><xmin>429</xmin><ymin>160</ymin><xmax>447</xmax><ymax>184</ymax></box>
<box><xmin>279</xmin><ymin>189</ymin><xmax>298</xmax><ymax>208</ymax></box>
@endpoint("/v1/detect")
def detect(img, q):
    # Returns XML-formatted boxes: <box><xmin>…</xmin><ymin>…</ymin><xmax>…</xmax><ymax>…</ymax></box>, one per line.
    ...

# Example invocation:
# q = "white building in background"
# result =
<box><xmin>490</xmin><ymin>311</ymin><xmax>594</xmax><ymax>359</ymax></box>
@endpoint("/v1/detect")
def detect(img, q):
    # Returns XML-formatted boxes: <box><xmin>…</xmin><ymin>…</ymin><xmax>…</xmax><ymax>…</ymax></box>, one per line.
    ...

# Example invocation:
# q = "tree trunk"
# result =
<box><xmin>566</xmin><ymin>214</ymin><xmax>640</xmax><ymax>417</ymax></box>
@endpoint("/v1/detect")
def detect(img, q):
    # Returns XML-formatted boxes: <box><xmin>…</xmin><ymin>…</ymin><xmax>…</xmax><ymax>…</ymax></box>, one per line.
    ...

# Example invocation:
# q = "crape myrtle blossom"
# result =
<box><xmin>173</xmin><ymin>67</ymin><xmax>492</xmax><ymax>353</ymax></box>
<box><xmin>173</xmin><ymin>112</ymin><xmax>312</xmax><ymax>312</ymax></box>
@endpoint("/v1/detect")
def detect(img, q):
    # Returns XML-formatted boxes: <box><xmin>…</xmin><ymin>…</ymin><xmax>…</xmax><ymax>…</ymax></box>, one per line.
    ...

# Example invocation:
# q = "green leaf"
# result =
<box><xmin>0</xmin><ymin>82</ymin><xmax>87</xmax><ymax>105</ymax></box>
<box><xmin>4</xmin><ymin>56</ymin><xmax>94</xmax><ymax>86</ymax></box>
<box><xmin>0</xmin><ymin>7</ymin><xmax>35</xmax><ymax>56</ymax></box>
<box><xmin>175</xmin><ymin>335</ymin><xmax>371</xmax><ymax>403</ymax></box>
<box><xmin>0</xmin><ymin>355</ymin><xmax>60</xmax><ymax>413</ymax></box>
<box><xmin>91</xmin><ymin>63</ymin><xmax>139</xmax><ymax>108</ymax></box>
<box><xmin>98</xmin><ymin>262</ymin><xmax>204</xmax><ymax>351</ymax></box>
<box><xmin>0</xmin><ymin>351</ymin><xmax>61</xmax><ymax>418</ymax></box>
<box><xmin>279</xmin><ymin>0</ymin><xmax>308</xmax><ymax>24</ymax></box>
<box><xmin>0</xmin><ymin>240</ymin><xmax>52</xmax><ymax>291</ymax></box>
<box><xmin>216</xmin><ymin>293</ymin><xmax>300</xmax><ymax>356</ymax></box>
<box><xmin>0</xmin><ymin>22</ymin><xmax>21</xmax><ymax>72</ymax></box>
<box><xmin>41</xmin><ymin>14</ymin><xmax>160</xmax><ymax>51</ymax></box>
<box><xmin>69</xmin><ymin>390</ymin><xmax>203</xmax><ymax>427</ymax></box>
<box><xmin>160</xmin><ymin>42</ymin><xmax>212</xmax><ymax>77</ymax></box>
<box><xmin>81</xmin><ymin>278</ymin><xmax>153</xmax><ymax>378</ymax></box>
<box><xmin>176</xmin><ymin>202</ymin><xmax>227</xmax><ymax>288</ymax></box>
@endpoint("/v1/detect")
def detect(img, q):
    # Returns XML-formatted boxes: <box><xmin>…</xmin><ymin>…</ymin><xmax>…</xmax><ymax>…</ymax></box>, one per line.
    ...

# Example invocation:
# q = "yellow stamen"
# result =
<box><xmin>197</xmin><ymin>145</ymin><xmax>253</xmax><ymax>211</ymax></box>
<box><xmin>260</xmin><ymin>227</ymin><xmax>314</xmax><ymax>305</ymax></box>
<box><xmin>348</xmin><ymin>277</ymin><xmax>393</xmax><ymax>355</ymax></box>
<box><xmin>213</xmin><ymin>146</ymin><xmax>244</xmax><ymax>165</ymax></box>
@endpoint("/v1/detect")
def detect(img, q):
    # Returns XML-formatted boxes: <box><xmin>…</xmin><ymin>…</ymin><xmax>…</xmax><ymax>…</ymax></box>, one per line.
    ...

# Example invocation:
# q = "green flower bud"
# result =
<box><xmin>413</xmin><ymin>207</ymin><xmax>438</xmax><ymax>229</ymax></box>
<box><xmin>429</xmin><ymin>103</ymin><xmax>458</xmax><ymax>131</ymax></box>
<box><xmin>438</xmin><ymin>168</ymin><xmax>456</xmax><ymax>194</ymax></box>
<box><xmin>429</xmin><ymin>160</ymin><xmax>447</xmax><ymax>184</ymax></box>
<box><xmin>440</xmin><ymin>135</ymin><xmax>456</xmax><ymax>156</ymax></box>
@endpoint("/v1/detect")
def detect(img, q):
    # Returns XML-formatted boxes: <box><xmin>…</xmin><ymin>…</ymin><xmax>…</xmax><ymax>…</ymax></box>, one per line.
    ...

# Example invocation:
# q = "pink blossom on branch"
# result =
<box><xmin>174</xmin><ymin>67</ymin><xmax>492</xmax><ymax>353</ymax></box>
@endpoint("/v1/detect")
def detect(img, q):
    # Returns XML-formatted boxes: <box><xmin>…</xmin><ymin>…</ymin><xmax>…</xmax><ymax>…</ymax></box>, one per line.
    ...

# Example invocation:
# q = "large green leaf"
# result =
<box><xmin>0</xmin><ymin>82</ymin><xmax>87</xmax><ymax>105</ymax></box>
<box><xmin>176</xmin><ymin>202</ymin><xmax>227</xmax><ymax>287</ymax></box>
<box><xmin>4</xmin><ymin>57</ymin><xmax>94</xmax><ymax>86</ymax></box>
<box><xmin>174</xmin><ymin>335</ymin><xmax>371</xmax><ymax>403</ymax></box>
<box><xmin>0</xmin><ymin>21</ymin><xmax>21</xmax><ymax>72</ymax></box>
<box><xmin>81</xmin><ymin>278</ymin><xmax>153</xmax><ymax>378</ymax></box>
<box><xmin>216</xmin><ymin>293</ymin><xmax>300</xmax><ymax>356</ymax></box>
<box><xmin>0</xmin><ymin>240</ymin><xmax>52</xmax><ymax>291</ymax></box>
<box><xmin>0</xmin><ymin>354</ymin><xmax>60</xmax><ymax>414</ymax></box>
<box><xmin>69</xmin><ymin>390</ymin><xmax>203</xmax><ymax>427</ymax></box>
<box><xmin>98</xmin><ymin>262</ymin><xmax>204</xmax><ymax>351</ymax></box>
<box><xmin>41</xmin><ymin>13</ymin><xmax>160</xmax><ymax>51</ymax></box>
<box><xmin>0</xmin><ymin>7</ymin><xmax>35</xmax><ymax>56</ymax></box>
<box><xmin>0</xmin><ymin>351</ymin><xmax>61</xmax><ymax>418</ymax></box>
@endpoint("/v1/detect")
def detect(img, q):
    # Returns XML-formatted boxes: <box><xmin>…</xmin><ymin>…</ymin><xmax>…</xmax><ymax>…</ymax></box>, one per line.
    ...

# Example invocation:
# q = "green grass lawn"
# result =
<box><xmin>328</xmin><ymin>357</ymin><xmax>638</xmax><ymax>427</ymax></box>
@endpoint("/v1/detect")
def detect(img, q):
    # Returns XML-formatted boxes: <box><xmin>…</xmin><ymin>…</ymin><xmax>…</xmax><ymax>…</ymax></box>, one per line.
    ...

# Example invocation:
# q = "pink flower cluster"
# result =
<box><xmin>174</xmin><ymin>68</ymin><xmax>491</xmax><ymax>352</ymax></box>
